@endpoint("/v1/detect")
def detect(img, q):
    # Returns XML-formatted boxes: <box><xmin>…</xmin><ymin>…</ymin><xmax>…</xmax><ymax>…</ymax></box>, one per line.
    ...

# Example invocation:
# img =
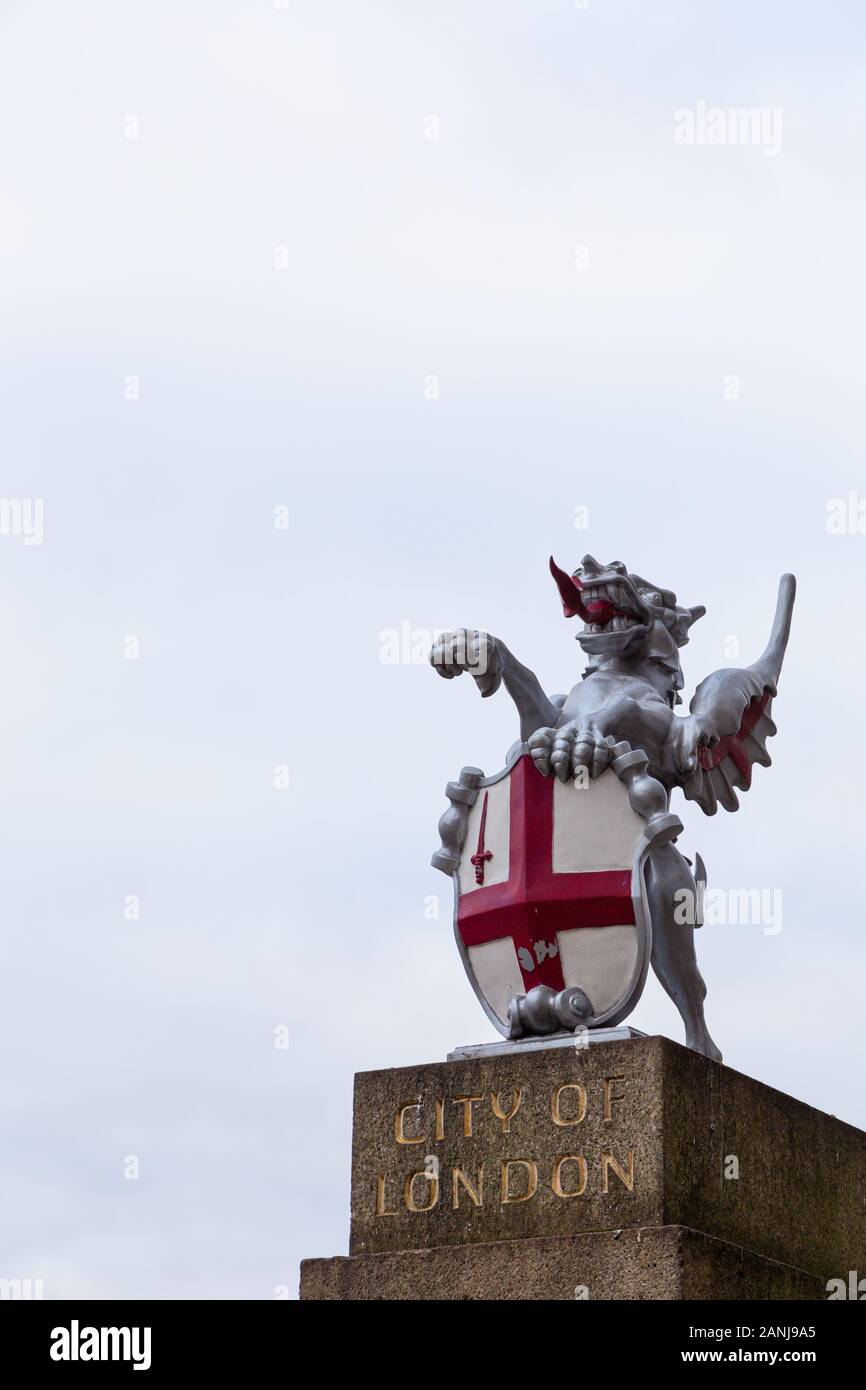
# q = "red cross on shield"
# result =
<box><xmin>453</xmin><ymin>753</ymin><xmax>653</xmax><ymax>1035</ymax></box>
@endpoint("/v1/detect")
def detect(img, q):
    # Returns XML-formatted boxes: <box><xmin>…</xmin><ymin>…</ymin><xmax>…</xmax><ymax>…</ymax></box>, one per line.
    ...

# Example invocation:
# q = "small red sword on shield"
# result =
<box><xmin>470</xmin><ymin>790</ymin><xmax>493</xmax><ymax>884</ymax></box>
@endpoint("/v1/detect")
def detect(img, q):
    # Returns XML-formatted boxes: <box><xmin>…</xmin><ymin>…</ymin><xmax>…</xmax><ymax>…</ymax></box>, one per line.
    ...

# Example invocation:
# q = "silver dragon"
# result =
<box><xmin>430</xmin><ymin>554</ymin><xmax>796</xmax><ymax>1061</ymax></box>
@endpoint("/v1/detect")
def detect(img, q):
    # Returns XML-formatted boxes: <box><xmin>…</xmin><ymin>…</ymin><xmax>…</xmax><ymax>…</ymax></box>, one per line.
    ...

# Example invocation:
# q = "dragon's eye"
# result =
<box><xmin>646</xmin><ymin>590</ymin><xmax>662</xmax><ymax>604</ymax></box>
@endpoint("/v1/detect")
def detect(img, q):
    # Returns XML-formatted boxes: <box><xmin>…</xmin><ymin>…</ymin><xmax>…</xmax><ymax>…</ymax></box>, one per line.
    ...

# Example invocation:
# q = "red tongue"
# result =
<box><xmin>585</xmin><ymin>599</ymin><xmax>615</xmax><ymax>624</ymax></box>
<box><xmin>548</xmin><ymin>558</ymin><xmax>618</xmax><ymax>627</ymax></box>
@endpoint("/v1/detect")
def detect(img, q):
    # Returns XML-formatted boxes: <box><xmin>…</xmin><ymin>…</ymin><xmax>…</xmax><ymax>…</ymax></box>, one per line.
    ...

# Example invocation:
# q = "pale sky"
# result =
<box><xmin>1</xmin><ymin>0</ymin><xmax>865</xmax><ymax>1297</ymax></box>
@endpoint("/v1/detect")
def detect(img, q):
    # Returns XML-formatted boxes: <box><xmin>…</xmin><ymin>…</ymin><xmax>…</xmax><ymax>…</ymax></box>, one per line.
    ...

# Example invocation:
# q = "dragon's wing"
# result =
<box><xmin>682</xmin><ymin>574</ymin><xmax>796</xmax><ymax>815</ymax></box>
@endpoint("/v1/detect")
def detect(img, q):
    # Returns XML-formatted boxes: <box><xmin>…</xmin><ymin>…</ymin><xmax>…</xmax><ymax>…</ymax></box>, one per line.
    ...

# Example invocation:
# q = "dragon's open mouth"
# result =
<box><xmin>548</xmin><ymin>556</ymin><xmax>653</xmax><ymax>653</ymax></box>
<box><xmin>580</xmin><ymin>580</ymin><xmax>645</xmax><ymax>635</ymax></box>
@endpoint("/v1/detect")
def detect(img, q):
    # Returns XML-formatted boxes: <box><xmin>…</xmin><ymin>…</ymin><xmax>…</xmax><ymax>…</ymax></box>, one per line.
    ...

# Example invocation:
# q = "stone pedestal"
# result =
<box><xmin>300</xmin><ymin>1035</ymin><xmax>866</xmax><ymax>1300</ymax></box>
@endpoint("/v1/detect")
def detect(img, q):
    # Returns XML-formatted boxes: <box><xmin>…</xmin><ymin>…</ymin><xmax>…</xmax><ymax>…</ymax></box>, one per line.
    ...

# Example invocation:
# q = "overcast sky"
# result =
<box><xmin>2</xmin><ymin>0</ymin><xmax>865</xmax><ymax>1298</ymax></box>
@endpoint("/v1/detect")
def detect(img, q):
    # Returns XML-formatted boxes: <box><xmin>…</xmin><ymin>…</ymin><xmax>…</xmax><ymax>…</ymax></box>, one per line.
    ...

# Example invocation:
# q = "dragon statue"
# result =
<box><xmin>429</xmin><ymin>554</ymin><xmax>796</xmax><ymax>1062</ymax></box>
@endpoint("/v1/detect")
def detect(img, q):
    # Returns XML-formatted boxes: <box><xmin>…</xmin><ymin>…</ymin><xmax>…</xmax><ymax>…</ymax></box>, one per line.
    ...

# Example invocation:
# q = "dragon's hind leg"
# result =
<box><xmin>644</xmin><ymin>843</ymin><xmax>723</xmax><ymax>1063</ymax></box>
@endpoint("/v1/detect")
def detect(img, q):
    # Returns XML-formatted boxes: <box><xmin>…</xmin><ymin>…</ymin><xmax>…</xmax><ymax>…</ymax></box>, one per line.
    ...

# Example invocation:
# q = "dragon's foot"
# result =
<box><xmin>685</xmin><ymin>1029</ymin><xmax>723</xmax><ymax>1064</ymax></box>
<box><xmin>528</xmin><ymin>722</ymin><xmax>615</xmax><ymax>782</ymax></box>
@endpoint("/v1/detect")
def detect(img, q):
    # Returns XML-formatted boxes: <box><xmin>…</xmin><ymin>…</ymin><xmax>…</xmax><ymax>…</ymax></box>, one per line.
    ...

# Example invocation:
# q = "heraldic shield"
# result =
<box><xmin>432</xmin><ymin>746</ymin><xmax>678</xmax><ymax>1039</ymax></box>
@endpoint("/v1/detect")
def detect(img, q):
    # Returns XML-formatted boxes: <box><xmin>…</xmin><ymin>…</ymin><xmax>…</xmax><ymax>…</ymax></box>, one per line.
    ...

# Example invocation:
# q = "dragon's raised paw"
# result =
<box><xmin>429</xmin><ymin>628</ymin><xmax>502</xmax><ymax>697</ymax></box>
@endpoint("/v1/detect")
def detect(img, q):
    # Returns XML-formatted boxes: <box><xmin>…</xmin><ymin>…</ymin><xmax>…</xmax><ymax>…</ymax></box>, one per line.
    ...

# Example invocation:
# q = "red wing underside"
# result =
<box><xmin>687</xmin><ymin>688</ymin><xmax>776</xmax><ymax>814</ymax></box>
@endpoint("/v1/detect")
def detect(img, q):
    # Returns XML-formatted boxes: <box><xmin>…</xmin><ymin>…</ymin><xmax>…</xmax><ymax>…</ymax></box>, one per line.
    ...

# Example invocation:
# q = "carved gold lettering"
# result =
<box><xmin>551</xmin><ymin>1082</ymin><xmax>587</xmax><ymax>1126</ymax></box>
<box><xmin>602</xmin><ymin>1150</ymin><xmax>635</xmax><ymax>1192</ymax></box>
<box><xmin>435</xmin><ymin>1097</ymin><xmax>445</xmax><ymax>1141</ymax></box>
<box><xmin>551</xmin><ymin>1154</ymin><xmax>588</xmax><ymax>1198</ymax></box>
<box><xmin>404</xmin><ymin>1170</ymin><xmax>439</xmax><ymax>1212</ymax></box>
<box><xmin>500</xmin><ymin>1159</ymin><xmax>538</xmax><ymax>1204</ymax></box>
<box><xmin>394</xmin><ymin>1102</ymin><xmax>424</xmax><ymax>1144</ymax></box>
<box><xmin>376</xmin><ymin>1174</ymin><xmax>398</xmax><ymax>1216</ymax></box>
<box><xmin>452</xmin><ymin>1165</ymin><xmax>484</xmax><ymax>1209</ymax></box>
<box><xmin>603</xmin><ymin>1075</ymin><xmax>626</xmax><ymax>1122</ymax></box>
<box><xmin>490</xmin><ymin>1089</ymin><xmax>522</xmax><ymax>1132</ymax></box>
<box><xmin>452</xmin><ymin>1093</ymin><xmax>483</xmax><ymax>1137</ymax></box>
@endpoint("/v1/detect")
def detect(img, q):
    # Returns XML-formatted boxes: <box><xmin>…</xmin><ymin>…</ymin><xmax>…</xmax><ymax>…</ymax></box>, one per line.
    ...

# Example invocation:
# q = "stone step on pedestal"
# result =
<box><xmin>301</xmin><ymin>1035</ymin><xmax>866</xmax><ymax>1300</ymax></box>
<box><xmin>301</xmin><ymin>1225</ymin><xmax>827</xmax><ymax>1301</ymax></box>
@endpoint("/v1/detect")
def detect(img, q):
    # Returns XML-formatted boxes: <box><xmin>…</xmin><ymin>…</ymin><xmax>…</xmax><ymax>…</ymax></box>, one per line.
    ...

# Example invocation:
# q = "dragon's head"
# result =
<box><xmin>550</xmin><ymin>554</ymin><xmax>706</xmax><ymax>703</ymax></box>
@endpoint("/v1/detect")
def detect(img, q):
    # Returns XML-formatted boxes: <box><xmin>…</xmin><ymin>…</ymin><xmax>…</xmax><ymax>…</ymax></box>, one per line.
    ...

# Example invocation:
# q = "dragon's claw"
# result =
<box><xmin>529</xmin><ymin>721</ymin><xmax>612</xmax><ymax>781</ymax></box>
